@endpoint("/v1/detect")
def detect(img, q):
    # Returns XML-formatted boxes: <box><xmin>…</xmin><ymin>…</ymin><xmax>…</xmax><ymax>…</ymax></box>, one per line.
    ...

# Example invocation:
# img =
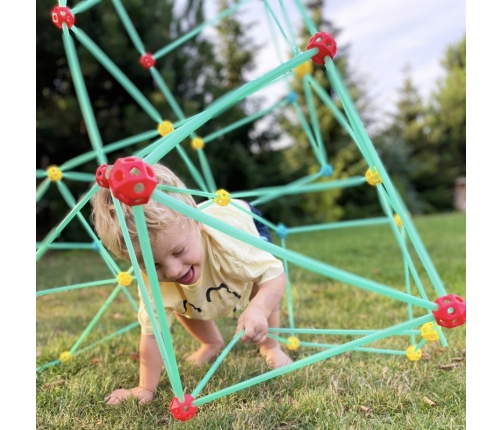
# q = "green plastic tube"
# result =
<box><xmin>62</xmin><ymin>27</ymin><xmax>106</xmax><ymax>165</ymax></box>
<box><xmin>152</xmin><ymin>191</ymin><xmax>438</xmax><ymax>311</ymax></box>
<box><xmin>36</xmin><ymin>279</ymin><xmax>117</xmax><ymax>297</ymax></box>
<box><xmin>192</xmin><ymin>314</ymin><xmax>433</xmax><ymax>405</ymax></box>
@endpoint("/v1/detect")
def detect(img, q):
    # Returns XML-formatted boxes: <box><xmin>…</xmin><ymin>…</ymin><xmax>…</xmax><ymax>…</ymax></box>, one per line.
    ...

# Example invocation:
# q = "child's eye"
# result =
<box><xmin>173</xmin><ymin>248</ymin><xmax>184</xmax><ymax>257</ymax></box>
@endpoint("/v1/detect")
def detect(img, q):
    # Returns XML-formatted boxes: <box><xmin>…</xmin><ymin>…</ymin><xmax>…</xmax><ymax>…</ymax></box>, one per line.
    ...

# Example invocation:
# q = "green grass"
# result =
<box><xmin>36</xmin><ymin>212</ymin><xmax>466</xmax><ymax>429</ymax></box>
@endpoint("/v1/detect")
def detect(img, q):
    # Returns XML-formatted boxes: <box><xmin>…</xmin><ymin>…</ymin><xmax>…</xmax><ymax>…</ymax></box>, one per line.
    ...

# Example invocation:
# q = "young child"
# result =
<box><xmin>90</xmin><ymin>162</ymin><xmax>292</xmax><ymax>406</ymax></box>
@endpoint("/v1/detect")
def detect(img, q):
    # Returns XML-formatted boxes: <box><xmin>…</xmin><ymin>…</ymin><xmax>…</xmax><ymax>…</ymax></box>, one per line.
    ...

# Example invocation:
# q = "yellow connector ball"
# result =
<box><xmin>394</xmin><ymin>213</ymin><xmax>403</xmax><ymax>227</ymax></box>
<box><xmin>406</xmin><ymin>345</ymin><xmax>422</xmax><ymax>361</ymax></box>
<box><xmin>214</xmin><ymin>189</ymin><xmax>231</xmax><ymax>207</ymax></box>
<box><xmin>365</xmin><ymin>168</ymin><xmax>382</xmax><ymax>186</ymax></box>
<box><xmin>294</xmin><ymin>61</ymin><xmax>313</xmax><ymax>78</ymax></box>
<box><xmin>117</xmin><ymin>272</ymin><xmax>133</xmax><ymax>287</ymax></box>
<box><xmin>157</xmin><ymin>120</ymin><xmax>174</xmax><ymax>137</ymax></box>
<box><xmin>47</xmin><ymin>165</ymin><xmax>63</xmax><ymax>182</ymax></box>
<box><xmin>286</xmin><ymin>336</ymin><xmax>300</xmax><ymax>351</ymax></box>
<box><xmin>59</xmin><ymin>351</ymin><xmax>73</xmax><ymax>362</ymax></box>
<box><xmin>420</xmin><ymin>322</ymin><xmax>439</xmax><ymax>342</ymax></box>
<box><xmin>191</xmin><ymin>137</ymin><xmax>205</xmax><ymax>150</ymax></box>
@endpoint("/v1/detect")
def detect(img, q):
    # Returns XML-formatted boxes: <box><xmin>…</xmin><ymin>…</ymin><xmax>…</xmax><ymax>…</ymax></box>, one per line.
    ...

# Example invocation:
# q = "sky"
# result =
<box><xmin>202</xmin><ymin>0</ymin><xmax>466</xmax><ymax>133</ymax></box>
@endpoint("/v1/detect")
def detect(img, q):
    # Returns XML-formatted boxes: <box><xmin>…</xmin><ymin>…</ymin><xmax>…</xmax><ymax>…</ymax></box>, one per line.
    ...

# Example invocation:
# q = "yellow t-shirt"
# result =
<box><xmin>137</xmin><ymin>200</ymin><xmax>284</xmax><ymax>335</ymax></box>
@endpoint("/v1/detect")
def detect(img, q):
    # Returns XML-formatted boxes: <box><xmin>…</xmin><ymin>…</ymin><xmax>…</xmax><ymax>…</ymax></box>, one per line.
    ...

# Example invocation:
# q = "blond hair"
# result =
<box><xmin>90</xmin><ymin>162</ymin><xmax>198</xmax><ymax>262</ymax></box>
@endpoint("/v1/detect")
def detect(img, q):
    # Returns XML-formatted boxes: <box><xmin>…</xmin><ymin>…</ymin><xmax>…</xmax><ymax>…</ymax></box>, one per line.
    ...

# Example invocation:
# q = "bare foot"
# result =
<box><xmin>105</xmin><ymin>387</ymin><xmax>154</xmax><ymax>406</ymax></box>
<box><xmin>186</xmin><ymin>343</ymin><xmax>224</xmax><ymax>366</ymax></box>
<box><xmin>259</xmin><ymin>345</ymin><xmax>293</xmax><ymax>369</ymax></box>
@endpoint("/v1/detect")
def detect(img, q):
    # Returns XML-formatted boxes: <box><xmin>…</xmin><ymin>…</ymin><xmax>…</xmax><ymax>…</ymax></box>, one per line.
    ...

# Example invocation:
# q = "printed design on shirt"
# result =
<box><xmin>182</xmin><ymin>300</ymin><xmax>202</xmax><ymax>314</ymax></box>
<box><xmin>206</xmin><ymin>283</ymin><xmax>241</xmax><ymax>302</ymax></box>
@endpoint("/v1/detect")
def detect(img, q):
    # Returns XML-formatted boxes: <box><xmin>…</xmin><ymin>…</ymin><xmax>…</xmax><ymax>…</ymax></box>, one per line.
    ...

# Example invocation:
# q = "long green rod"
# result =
<box><xmin>198</xmin><ymin>150</ymin><xmax>217</xmax><ymax>192</ymax></box>
<box><xmin>402</xmin><ymin>228</ymin><xmax>416</xmax><ymax>346</ymax></box>
<box><xmin>132</xmin><ymin>206</ymin><xmax>185</xmax><ymax>400</ymax></box>
<box><xmin>36</xmin><ymin>184</ymin><xmax>99</xmax><ymax>261</ymax></box>
<box><xmin>112</xmin><ymin>198</ymin><xmax>183</xmax><ymax>398</ymax></box>
<box><xmin>71</xmin><ymin>27</ymin><xmax>163</xmax><ymax>124</ymax></box>
<box><xmin>152</xmin><ymin>192</ymin><xmax>438</xmax><ymax>311</ymax></box>
<box><xmin>325</xmin><ymin>60</ymin><xmax>447</xmax><ymax>298</ymax></box>
<box><xmin>291</xmin><ymin>101</ymin><xmax>324</xmax><ymax>165</ymax></box>
<box><xmin>291</xmin><ymin>0</ymin><xmax>317</xmax><ymax>35</ymax></box>
<box><xmin>375</xmin><ymin>186</ymin><xmax>431</xmax><ymax>303</ymax></box>
<box><xmin>157</xmin><ymin>185</ymin><xmax>215</xmax><ymax>199</ymax></box>
<box><xmin>278</xmin><ymin>0</ymin><xmax>299</xmax><ymax>51</ymax></box>
<box><xmin>268</xmin><ymin>327</ymin><xmax>420</xmax><ymax>336</ymax></box>
<box><xmin>62</xmin><ymin>26</ymin><xmax>106</xmax><ymax>165</ymax></box>
<box><xmin>61</xmin><ymin>129</ymin><xmax>158</xmax><ymax>171</ymax></box>
<box><xmin>75</xmin><ymin>322</ymin><xmax>140</xmax><ymax>353</ymax></box>
<box><xmin>192</xmin><ymin>314</ymin><xmax>433</xmax><ymax>406</ymax></box>
<box><xmin>288</xmin><ymin>217</ymin><xmax>390</xmax><ymax>234</ymax></box>
<box><xmin>56</xmin><ymin>181</ymin><xmax>122</xmax><ymax>274</ymax></box>
<box><xmin>203</xmin><ymin>100</ymin><xmax>287</xmax><ymax>143</ymax></box>
<box><xmin>374</xmin><ymin>187</ymin><xmax>448</xmax><ymax>347</ymax></box>
<box><xmin>249</xmin><ymin>171</ymin><xmax>323</xmax><ymax>206</ymax></box>
<box><xmin>111</xmin><ymin>0</ymin><xmax>145</xmax><ymax>53</ymax></box>
<box><xmin>191</xmin><ymin>331</ymin><xmax>245</xmax><ymax>398</ymax></box>
<box><xmin>36</xmin><ymin>179</ymin><xmax>51</xmax><ymax>203</ymax></box>
<box><xmin>262</xmin><ymin>0</ymin><xmax>296</xmax><ymax>56</ymax></box>
<box><xmin>263</xmin><ymin>1</ymin><xmax>287</xmax><ymax>63</ymax></box>
<box><xmin>297</xmin><ymin>342</ymin><xmax>407</xmax><ymax>356</ymax></box>
<box><xmin>307</xmin><ymin>75</ymin><xmax>374</xmax><ymax>161</ymax></box>
<box><xmin>229</xmin><ymin>200</ymin><xmax>277</xmax><ymax>231</ymax></box>
<box><xmin>175</xmin><ymin>145</ymin><xmax>209</xmax><ymax>193</ymax></box>
<box><xmin>232</xmin><ymin>172</ymin><xmax>320</xmax><ymax>199</ymax></box>
<box><xmin>36</xmin><ymin>170</ymin><xmax>47</xmax><ymax>178</ymax></box>
<box><xmin>69</xmin><ymin>285</ymin><xmax>123</xmax><ymax>353</ymax></box>
<box><xmin>72</xmin><ymin>0</ymin><xmax>102</xmax><ymax>14</ymax></box>
<box><xmin>154</xmin><ymin>0</ymin><xmax>253</xmax><ymax>59</ymax></box>
<box><xmin>35</xmin><ymin>242</ymin><xmax>95</xmax><ymax>250</ymax></box>
<box><xmin>267</xmin><ymin>334</ymin><xmax>407</xmax><ymax>355</ymax></box>
<box><xmin>281</xmin><ymin>237</ymin><xmax>296</xmax><ymax>335</ymax></box>
<box><xmin>303</xmin><ymin>75</ymin><xmax>327</xmax><ymax>164</ymax></box>
<box><xmin>62</xmin><ymin>172</ymin><xmax>96</xmax><ymax>182</ymax></box>
<box><xmin>120</xmin><ymin>284</ymin><xmax>140</xmax><ymax>312</ymax></box>
<box><xmin>150</xmin><ymin>67</ymin><xmax>186</xmax><ymax>121</ymax></box>
<box><xmin>36</xmin><ymin>279</ymin><xmax>118</xmax><ymax>297</ymax></box>
<box><xmin>249</xmin><ymin>176</ymin><xmax>364</xmax><ymax>206</ymax></box>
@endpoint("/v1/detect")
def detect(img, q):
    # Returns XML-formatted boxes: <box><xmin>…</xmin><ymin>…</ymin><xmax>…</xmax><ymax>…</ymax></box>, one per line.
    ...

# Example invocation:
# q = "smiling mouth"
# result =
<box><xmin>176</xmin><ymin>266</ymin><xmax>195</xmax><ymax>285</ymax></box>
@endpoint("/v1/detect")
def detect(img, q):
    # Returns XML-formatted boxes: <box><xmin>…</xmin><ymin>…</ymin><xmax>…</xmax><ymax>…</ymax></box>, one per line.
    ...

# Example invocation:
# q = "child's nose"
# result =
<box><xmin>163</xmin><ymin>260</ymin><xmax>183</xmax><ymax>280</ymax></box>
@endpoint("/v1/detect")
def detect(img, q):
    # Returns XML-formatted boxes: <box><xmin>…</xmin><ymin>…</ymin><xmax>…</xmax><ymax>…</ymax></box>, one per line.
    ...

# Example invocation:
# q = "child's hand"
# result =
<box><xmin>105</xmin><ymin>387</ymin><xmax>154</xmax><ymax>405</ymax></box>
<box><xmin>235</xmin><ymin>306</ymin><xmax>269</xmax><ymax>344</ymax></box>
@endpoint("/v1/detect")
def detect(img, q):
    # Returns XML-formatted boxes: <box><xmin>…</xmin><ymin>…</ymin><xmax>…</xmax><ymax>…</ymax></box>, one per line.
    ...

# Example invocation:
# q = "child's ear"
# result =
<box><xmin>197</xmin><ymin>222</ymin><xmax>203</xmax><ymax>233</ymax></box>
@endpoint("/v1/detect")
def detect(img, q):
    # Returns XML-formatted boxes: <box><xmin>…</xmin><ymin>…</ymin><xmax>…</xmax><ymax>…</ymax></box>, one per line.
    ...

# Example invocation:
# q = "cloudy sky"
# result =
<box><xmin>202</xmin><ymin>0</ymin><xmax>466</xmax><ymax>131</ymax></box>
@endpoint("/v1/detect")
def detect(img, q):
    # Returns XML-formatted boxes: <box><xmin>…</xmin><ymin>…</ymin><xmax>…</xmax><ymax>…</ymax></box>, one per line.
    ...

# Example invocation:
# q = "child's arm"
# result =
<box><xmin>235</xmin><ymin>272</ymin><xmax>287</xmax><ymax>344</ymax></box>
<box><xmin>105</xmin><ymin>333</ymin><xmax>163</xmax><ymax>405</ymax></box>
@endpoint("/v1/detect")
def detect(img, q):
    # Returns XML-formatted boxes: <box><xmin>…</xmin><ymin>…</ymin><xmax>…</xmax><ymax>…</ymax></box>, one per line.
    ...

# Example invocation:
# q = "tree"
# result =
<box><xmin>415</xmin><ymin>34</ymin><xmax>466</xmax><ymax>212</ymax></box>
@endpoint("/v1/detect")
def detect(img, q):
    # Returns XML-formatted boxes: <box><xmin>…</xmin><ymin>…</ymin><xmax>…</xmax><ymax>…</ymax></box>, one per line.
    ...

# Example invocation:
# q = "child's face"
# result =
<box><xmin>144</xmin><ymin>222</ymin><xmax>205</xmax><ymax>285</ymax></box>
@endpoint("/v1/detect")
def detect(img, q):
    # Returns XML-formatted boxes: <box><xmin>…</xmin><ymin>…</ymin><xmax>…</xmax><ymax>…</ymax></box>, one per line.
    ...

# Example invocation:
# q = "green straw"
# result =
<box><xmin>36</xmin><ymin>279</ymin><xmax>117</xmax><ymax>297</ymax></box>
<box><xmin>62</xmin><ymin>26</ymin><xmax>106</xmax><ymax>165</ymax></box>
<box><xmin>72</xmin><ymin>0</ymin><xmax>102</xmax><ymax>15</ymax></box>
<box><xmin>111</xmin><ymin>0</ymin><xmax>146</xmax><ymax>54</ymax></box>
<box><xmin>152</xmin><ymin>191</ymin><xmax>438</xmax><ymax>311</ymax></box>
<box><xmin>192</xmin><ymin>314</ymin><xmax>433</xmax><ymax>406</ymax></box>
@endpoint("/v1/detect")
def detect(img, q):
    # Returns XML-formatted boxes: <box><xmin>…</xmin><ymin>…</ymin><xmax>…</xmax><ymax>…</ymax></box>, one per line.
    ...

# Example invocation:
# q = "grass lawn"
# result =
<box><xmin>36</xmin><ymin>212</ymin><xmax>466</xmax><ymax>429</ymax></box>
